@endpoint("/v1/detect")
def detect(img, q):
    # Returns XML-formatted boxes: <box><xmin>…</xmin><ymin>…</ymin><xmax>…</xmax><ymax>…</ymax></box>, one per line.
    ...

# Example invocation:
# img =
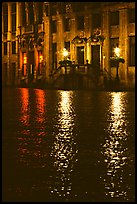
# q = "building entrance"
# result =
<box><xmin>91</xmin><ymin>45</ymin><xmax>100</xmax><ymax>68</ymax></box>
<box><xmin>28</xmin><ymin>51</ymin><xmax>34</xmax><ymax>83</ymax></box>
<box><xmin>77</xmin><ymin>46</ymin><xmax>84</xmax><ymax>65</ymax></box>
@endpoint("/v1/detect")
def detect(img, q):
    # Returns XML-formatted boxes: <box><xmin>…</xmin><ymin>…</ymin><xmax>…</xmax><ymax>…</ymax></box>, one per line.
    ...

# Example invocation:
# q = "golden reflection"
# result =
<box><xmin>102</xmin><ymin>92</ymin><xmax>129</xmax><ymax>200</ymax></box>
<box><xmin>17</xmin><ymin>89</ymin><xmax>47</xmax><ymax>167</ymax></box>
<box><xmin>19</xmin><ymin>88</ymin><xmax>29</xmax><ymax>126</ymax></box>
<box><xmin>50</xmin><ymin>91</ymin><xmax>78</xmax><ymax>200</ymax></box>
<box><xmin>35</xmin><ymin>89</ymin><xmax>45</xmax><ymax>124</ymax></box>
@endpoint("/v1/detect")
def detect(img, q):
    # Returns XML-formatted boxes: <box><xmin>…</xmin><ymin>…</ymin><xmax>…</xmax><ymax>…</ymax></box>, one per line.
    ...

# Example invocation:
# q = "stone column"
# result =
<box><xmin>119</xmin><ymin>9</ymin><xmax>128</xmax><ymax>86</ymax></box>
<box><xmin>85</xmin><ymin>14</ymin><xmax>90</xmax><ymax>62</ymax></box>
<box><xmin>7</xmin><ymin>3</ymin><xmax>11</xmax><ymax>86</ymax></box>
<box><xmin>70</xmin><ymin>14</ymin><xmax>76</xmax><ymax>61</ymax></box>
<box><xmin>57</xmin><ymin>14</ymin><xmax>64</xmax><ymax>63</ymax></box>
<box><xmin>102</xmin><ymin>10</ymin><xmax>110</xmax><ymax>75</ymax></box>
<box><xmin>43</xmin><ymin>13</ymin><xmax>51</xmax><ymax>80</ymax></box>
<box><xmin>16</xmin><ymin>2</ymin><xmax>22</xmax><ymax>85</ymax></box>
<box><xmin>34</xmin><ymin>45</ymin><xmax>38</xmax><ymax>82</ymax></box>
<box><xmin>33</xmin><ymin>2</ymin><xmax>37</xmax><ymax>23</ymax></box>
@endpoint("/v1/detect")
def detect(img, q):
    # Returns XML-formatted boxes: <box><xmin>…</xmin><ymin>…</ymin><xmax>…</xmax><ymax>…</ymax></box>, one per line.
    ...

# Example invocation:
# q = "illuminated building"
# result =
<box><xmin>2</xmin><ymin>2</ymin><xmax>135</xmax><ymax>89</ymax></box>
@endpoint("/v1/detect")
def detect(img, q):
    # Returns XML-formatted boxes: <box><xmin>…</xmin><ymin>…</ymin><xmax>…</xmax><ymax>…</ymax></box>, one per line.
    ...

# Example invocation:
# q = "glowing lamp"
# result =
<box><xmin>63</xmin><ymin>48</ymin><xmax>69</xmax><ymax>57</ymax></box>
<box><xmin>24</xmin><ymin>56</ymin><xmax>27</xmax><ymax>64</ymax></box>
<box><xmin>114</xmin><ymin>47</ymin><xmax>120</xmax><ymax>57</ymax></box>
<box><xmin>39</xmin><ymin>55</ymin><xmax>43</xmax><ymax>63</ymax></box>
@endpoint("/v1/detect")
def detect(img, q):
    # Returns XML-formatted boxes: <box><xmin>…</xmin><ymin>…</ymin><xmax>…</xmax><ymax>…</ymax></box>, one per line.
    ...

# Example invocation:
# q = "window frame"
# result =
<box><xmin>11</xmin><ymin>3</ymin><xmax>16</xmax><ymax>32</ymax></box>
<box><xmin>128</xmin><ymin>8</ymin><xmax>135</xmax><ymax>23</ymax></box>
<box><xmin>4</xmin><ymin>42</ymin><xmax>7</xmax><ymax>55</ymax></box>
<box><xmin>3</xmin><ymin>4</ymin><xmax>8</xmax><ymax>33</ymax></box>
<box><xmin>64</xmin><ymin>18</ymin><xmax>70</xmax><ymax>32</ymax></box>
<box><xmin>110</xmin><ymin>11</ymin><xmax>119</xmax><ymax>26</ymax></box>
<box><xmin>77</xmin><ymin>15</ymin><xmax>84</xmax><ymax>31</ymax></box>
<box><xmin>12</xmin><ymin>41</ymin><xmax>16</xmax><ymax>54</ymax></box>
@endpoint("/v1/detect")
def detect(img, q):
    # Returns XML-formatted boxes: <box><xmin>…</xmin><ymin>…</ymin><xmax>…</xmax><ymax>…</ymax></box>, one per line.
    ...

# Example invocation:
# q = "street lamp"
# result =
<box><xmin>114</xmin><ymin>46</ymin><xmax>120</xmax><ymax>80</ymax></box>
<box><xmin>114</xmin><ymin>46</ymin><xmax>120</xmax><ymax>58</ymax></box>
<box><xmin>62</xmin><ymin>48</ymin><xmax>69</xmax><ymax>59</ymax></box>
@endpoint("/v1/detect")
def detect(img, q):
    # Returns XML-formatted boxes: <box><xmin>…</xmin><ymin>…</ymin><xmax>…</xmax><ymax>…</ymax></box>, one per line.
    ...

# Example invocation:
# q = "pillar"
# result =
<box><xmin>119</xmin><ymin>9</ymin><xmax>128</xmax><ymax>86</ymax></box>
<box><xmin>70</xmin><ymin>14</ymin><xmax>76</xmax><ymax>61</ymax></box>
<box><xmin>57</xmin><ymin>14</ymin><xmax>64</xmax><ymax>63</ymax></box>
<box><xmin>102</xmin><ymin>10</ymin><xmax>110</xmax><ymax>75</ymax></box>
<box><xmin>7</xmin><ymin>3</ymin><xmax>11</xmax><ymax>86</ymax></box>
<box><xmin>43</xmin><ymin>13</ymin><xmax>51</xmax><ymax>79</ymax></box>
<box><xmin>16</xmin><ymin>2</ymin><xmax>22</xmax><ymax>85</ymax></box>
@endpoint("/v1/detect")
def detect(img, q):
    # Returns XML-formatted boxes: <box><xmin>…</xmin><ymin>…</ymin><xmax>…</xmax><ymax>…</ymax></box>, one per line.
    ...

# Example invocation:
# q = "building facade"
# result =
<box><xmin>2</xmin><ymin>2</ymin><xmax>135</xmax><ymax>88</ymax></box>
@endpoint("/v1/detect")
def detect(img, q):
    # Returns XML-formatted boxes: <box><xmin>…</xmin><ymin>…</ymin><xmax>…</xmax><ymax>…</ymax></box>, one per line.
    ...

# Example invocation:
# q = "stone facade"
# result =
<box><xmin>2</xmin><ymin>2</ymin><xmax>135</xmax><ymax>88</ymax></box>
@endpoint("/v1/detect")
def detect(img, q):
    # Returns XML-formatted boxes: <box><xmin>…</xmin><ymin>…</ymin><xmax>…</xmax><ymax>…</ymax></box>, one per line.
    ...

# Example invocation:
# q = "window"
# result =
<box><xmin>64</xmin><ymin>41</ymin><xmax>70</xmax><ymax>52</ymax></box>
<box><xmin>4</xmin><ymin>42</ymin><xmax>7</xmax><ymax>55</ymax></box>
<box><xmin>11</xmin><ymin>3</ymin><xmax>16</xmax><ymax>32</ymax></box>
<box><xmin>21</xmin><ymin>2</ymin><xmax>26</xmax><ymax>26</ymax></box>
<box><xmin>44</xmin><ymin>4</ymin><xmax>49</xmax><ymax>16</ymax></box>
<box><xmin>128</xmin><ymin>8</ymin><xmax>135</xmax><ymax>23</ymax></box>
<box><xmin>38</xmin><ymin>2</ymin><xmax>43</xmax><ymax>24</ymax></box>
<box><xmin>12</xmin><ymin>41</ymin><xmax>16</xmax><ymax>54</ymax></box>
<box><xmin>60</xmin><ymin>3</ymin><xmax>66</xmax><ymax>14</ymax></box>
<box><xmin>64</xmin><ymin>18</ymin><xmax>70</xmax><ymax>31</ymax></box>
<box><xmin>51</xmin><ymin>20</ymin><xmax>57</xmax><ymax>33</ymax></box>
<box><xmin>11</xmin><ymin>3</ymin><xmax>16</xmax><ymax>13</ymax></box>
<box><xmin>52</xmin><ymin>43</ymin><xmax>57</xmax><ymax>69</ymax></box>
<box><xmin>77</xmin><ymin>16</ymin><xmax>84</xmax><ymax>30</ymax></box>
<box><xmin>3</xmin><ymin>4</ymin><xmax>8</xmax><ymax>33</ymax></box>
<box><xmin>28</xmin><ymin>2</ymin><xmax>34</xmax><ymax>24</ymax></box>
<box><xmin>66</xmin><ymin>3</ymin><xmax>71</xmax><ymax>13</ymax></box>
<box><xmin>92</xmin><ymin>13</ymin><xmax>101</xmax><ymax>29</ymax></box>
<box><xmin>110</xmin><ymin>11</ymin><xmax>119</xmax><ymax>26</ymax></box>
<box><xmin>129</xmin><ymin>36</ymin><xmax>135</xmax><ymax>66</ymax></box>
<box><xmin>110</xmin><ymin>38</ymin><xmax>119</xmax><ymax>57</ymax></box>
<box><xmin>51</xmin><ymin>3</ymin><xmax>57</xmax><ymax>16</ymax></box>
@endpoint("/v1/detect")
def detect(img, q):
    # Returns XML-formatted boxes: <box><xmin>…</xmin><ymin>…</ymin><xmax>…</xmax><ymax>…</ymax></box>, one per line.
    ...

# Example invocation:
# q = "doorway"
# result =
<box><xmin>91</xmin><ymin>45</ymin><xmax>100</xmax><ymax>68</ymax></box>
<box><xmin>77</xmin><ymin>46</ymin><xmax>84</xmax><ymax>65</ymax></box>
<box><xmin>28</xmin><ymin>51</ymin><xmax>34</xmax><ymax>83</ymax></box>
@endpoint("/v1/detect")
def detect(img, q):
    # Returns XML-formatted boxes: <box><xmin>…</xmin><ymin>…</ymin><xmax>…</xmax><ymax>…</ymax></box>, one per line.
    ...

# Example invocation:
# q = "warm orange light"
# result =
<box><xmin>24</xmin><ymin>56</ymin><xmax>27</xmax><ymax>64</ymax></box>
<box><xmin>114</xmin><ymin>47</ymin><xmax>120</xmax><ymax>57</ymax></box>
<box><xmin>62</xmin><ymin>48</ymin><xmax>69</xmax><ymax>57</ymax></box>
<box><xmin>39</xmin><ymin>55</ymin><xmax>43</xmax><ymax>63</ymax></box>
